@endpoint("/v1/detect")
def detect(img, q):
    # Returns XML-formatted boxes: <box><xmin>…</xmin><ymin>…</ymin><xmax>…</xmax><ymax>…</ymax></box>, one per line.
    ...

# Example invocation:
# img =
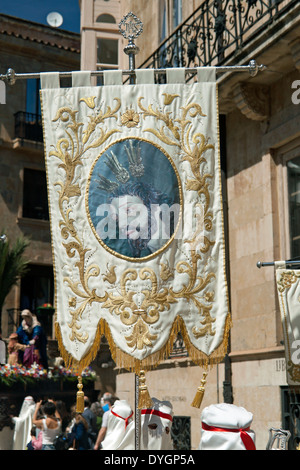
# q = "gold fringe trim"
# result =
<box><xmin>55</xmin><ymin>312</ymin><xmax>232</xmax><ymax>375</ymax></box>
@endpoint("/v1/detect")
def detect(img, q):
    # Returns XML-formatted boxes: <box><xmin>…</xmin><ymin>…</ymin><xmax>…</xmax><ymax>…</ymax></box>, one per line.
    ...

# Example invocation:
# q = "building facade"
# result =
<box><xmin>0</xmin><ymin>12</ymin><xmax>118</xmax><ymax>407</ymax></box>
<box><xmin>2</xmin><ymin>0</ymin><xmax>300</xmax><ymax>450</ymax></box>
<box><xmin>79</xmin><ymin>0</ymin><xmax>300</xmax><ymax>449</ymax></box>
<box><xmin>0</xmin><ymin>14</ymin><xmax>80</xmax><ymax>352</ymax></box>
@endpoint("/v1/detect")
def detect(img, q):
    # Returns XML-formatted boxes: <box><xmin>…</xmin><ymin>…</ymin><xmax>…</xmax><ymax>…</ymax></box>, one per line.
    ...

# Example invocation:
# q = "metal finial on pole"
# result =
<box><xmin>119</xmin><ymin>12</ymin><xmax>143</xmax><ymax>83</ymax></box>
<box><xmin>6</xmin><ymin>69</ymin><xmax>16</xmax><ymax>86</ymax></box>
<box><xmin>249</xmin><ymin>59</ymin><xmax>259</xmax><ymax>77</ymax></box>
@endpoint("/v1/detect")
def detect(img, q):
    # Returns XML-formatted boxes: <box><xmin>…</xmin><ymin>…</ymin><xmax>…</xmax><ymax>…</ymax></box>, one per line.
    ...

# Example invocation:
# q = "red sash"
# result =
<box><xmin>111</xmin><ymin>409</ymin><xmax>133</xmax><ymax>429</ymax></box>
<box><xmin>202</xmin><ymin>422</ymin><xmax>256</xmax><ymax>450</ymax></box>
<box><xmin>141</xmin><ymin>409</ymin><xmax>173</xmax><ymax>422</ymax></box>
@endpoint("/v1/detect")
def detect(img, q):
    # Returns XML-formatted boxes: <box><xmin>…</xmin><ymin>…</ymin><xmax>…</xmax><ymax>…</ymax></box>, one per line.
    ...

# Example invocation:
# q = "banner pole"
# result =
<box><xmin>257</xmin><ymin>260</ymin><xmax>300</xmax><ymax>268</ymax></box>
<box><xmin>119</xmin><ymin>12</ymin><xmax>144</xmax><ymax>451</ymax></box>
<box><xmin>135</xmin><ymin>373</ymin><xmax>140</xmax><ymax>450</ymax></box>
<box><xmin>0</xmin><ymin>61</ymin><xmax>266</xmax><ymax>84</ymax></box>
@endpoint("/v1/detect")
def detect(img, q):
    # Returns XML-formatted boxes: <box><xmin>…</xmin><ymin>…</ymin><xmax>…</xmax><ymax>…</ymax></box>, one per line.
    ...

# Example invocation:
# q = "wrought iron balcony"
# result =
<box><xmin>139</xmin><ymin>0</ymin><xmax>298</xmax><ymax>72</ymax></box>
<box><xmin>14</xmin><ymin>111</ymin><xmax>43</xmax><ymax>142</ymax></box>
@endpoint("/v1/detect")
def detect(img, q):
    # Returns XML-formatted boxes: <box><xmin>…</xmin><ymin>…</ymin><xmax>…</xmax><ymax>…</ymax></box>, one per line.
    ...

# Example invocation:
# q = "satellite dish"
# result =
<box><xmin>47</xmin><ymin>12</ymin><xmax>63</xmax><ymax>28</ymax></box>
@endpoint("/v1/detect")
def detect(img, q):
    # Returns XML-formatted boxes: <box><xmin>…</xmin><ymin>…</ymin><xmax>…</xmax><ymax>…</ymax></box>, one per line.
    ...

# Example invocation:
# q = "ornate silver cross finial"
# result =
<box><xmin>119</xmin><ymin>12</ymin><xmax>143</xmax><ymax>77</ymax></box>
<box><xmin>119</xmin><ymin>12</ymin><xmax>143</xmax><ymax>41</ymax></box>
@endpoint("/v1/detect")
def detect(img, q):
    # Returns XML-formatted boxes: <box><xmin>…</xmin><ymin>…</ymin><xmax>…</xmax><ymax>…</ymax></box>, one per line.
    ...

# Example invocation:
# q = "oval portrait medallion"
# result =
<box><xmin>87</xmin><ymin>138</ymin><xmax>182</xmax><ymax>260</ymax></box>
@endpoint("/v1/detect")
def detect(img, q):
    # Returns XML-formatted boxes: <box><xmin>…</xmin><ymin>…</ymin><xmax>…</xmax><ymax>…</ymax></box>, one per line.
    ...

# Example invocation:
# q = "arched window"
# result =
<box><xmin>96</xmin><ymin>14</ymin><xmax>116</xmax><ymax>24</ymax></box>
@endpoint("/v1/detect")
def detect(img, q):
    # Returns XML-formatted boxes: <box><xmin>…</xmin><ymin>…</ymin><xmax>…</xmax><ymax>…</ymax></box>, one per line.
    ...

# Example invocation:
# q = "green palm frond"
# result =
<box><xmin>0</xmin><ymin>232</ymin><xmax>30</xmax><ymax>315</ymax></box>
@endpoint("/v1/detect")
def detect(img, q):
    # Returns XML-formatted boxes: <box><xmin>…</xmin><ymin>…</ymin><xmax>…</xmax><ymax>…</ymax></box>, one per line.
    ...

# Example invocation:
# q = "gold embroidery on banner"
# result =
<box><xmin>138</xmin><ymin>97</ymin><xmax>181</xmax><ymax>145</ymax></box>
<box><xmin>121</xmin><ymin>107</ymin><xmax>140</xmax><ymax>127</ymax></box>
<box><xmin>169</xmin><ymin>251</ymin><xmax>216</xmax><ymax>338</ymax></box>
<box><xmin>50</xmin><ymin>99</ymin><xmax>121</xmax><ymax>343</ymax></box>
<box><xmin>277</xmin><ymin>270</ymin><xmax>300</xmax><ymax>383</ymax></box>
<box><xmin>49</xmin><ymin>90</ymin><xmax>225</xmax><ymax>365</ymax></box>
<box><xmin>160</xmin><ymin>261</ymin><xmax>174</xmax><ymax>281</ymax></box>
<box><xmin>162</xmin><ymin>93</ymin><xmax>180</xmax><ymax>105</ymax></box>
<box><xmin>79</xmin><ymin>96</ymin><xmax>96</xmax><ymax>109</ymax></box>
<box><xmin>126</xmin><ymin>318</ymin><xmax>157</xmax><ymax>351</ymax></box>
<box><xmin>287</xmin><ymin>361</ymin><xmax>300</xmax><ymax>383</ymax></box>
<box><xmin>101</xmin><ymin>267</ymin><xmax>176</xmax><ymax>351</ymax></box>
<box><xmin>137</xmin><ymin>96</ymin><xmax>217</xmax><ymax>339</ymax></box>
<box><xmin>55</xmin><ymin>313</ymin><xmax>231</xmax><ymax>374</ymax></box>
<box><xmin>279</xmin><ymin>289</ymin><xmax>300</xmax><ymax>384</ymax></box>
<box><xmin>102</xmin><ymin>264</ymin><xmax>117</xmax><ymax>284</ymax></box>
<box><xmin>138</xmin><ymin>97</ymin><xmax>214</xmax><ymax>250</ymax></box>
<box><xmin>277</xmin><ymin>270</ymin><xmax>300</xmax><ymax>292</ymax></box>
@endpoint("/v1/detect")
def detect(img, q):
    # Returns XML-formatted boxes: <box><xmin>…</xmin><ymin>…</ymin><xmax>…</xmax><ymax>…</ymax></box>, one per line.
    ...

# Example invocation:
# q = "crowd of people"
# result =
<box><xmin>12</xmin><ymin>392</ymin><xmax>117</xmax><ymax>450</ymax></box>
<box><xmin>10</xmin><ymin>391</ymin><xmax>259</xmax><ymax>451</ymax></box>
<box><xmin>11</xmin><ymin>392</ymin><xmax>176</xmax><ymax>451</ymax></box>
<box><xmin>3</xmin><ymin>309</ymin><xmax>258</xmax><ymax>451</ymax></box>
<box><xmin>1</xmin><ymin>308</ymin><xmax>176</xmax><ymax>451</ymax></box>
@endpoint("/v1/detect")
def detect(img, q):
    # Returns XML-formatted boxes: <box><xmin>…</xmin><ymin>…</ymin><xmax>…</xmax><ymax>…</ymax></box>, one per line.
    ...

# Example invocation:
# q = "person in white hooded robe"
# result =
<box><xmin>199</xmin><ymin>403</ymin><xmax>256</xmax><ymax>450</ymax></box>
<box><xmin>12</xmin><ymin>396</ymin><xmax>36</xmax><ymax>450</ymax></box>
<box><xmin>117</xmin><ymin>397</ymin><xmax>174</xmax><ymax>451</ymax></box>
<box><xmin>100</xmin><ymin>399</ymin><xmax>134</xmax><ymax>450</ymax></box>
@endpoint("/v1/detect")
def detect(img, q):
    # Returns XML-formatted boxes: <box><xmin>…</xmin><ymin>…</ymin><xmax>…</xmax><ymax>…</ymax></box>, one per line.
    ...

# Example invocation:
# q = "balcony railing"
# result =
<box><xmin>14</xmin><ymin>111</ymin><xmax>43</xmax><ymax>142</ymax></box>
<box><xmin>139</xmin><ymin>0</ymin><xmax>298</xmax><ymax>72</ymax></box>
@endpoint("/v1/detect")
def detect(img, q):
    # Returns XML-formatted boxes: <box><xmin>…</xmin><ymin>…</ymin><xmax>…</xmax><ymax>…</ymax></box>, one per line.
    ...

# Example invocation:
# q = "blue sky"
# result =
<box><xmin>1</xmin><ymin>0</ymin><xmax>80</xmax><ymax>33</ymax></box>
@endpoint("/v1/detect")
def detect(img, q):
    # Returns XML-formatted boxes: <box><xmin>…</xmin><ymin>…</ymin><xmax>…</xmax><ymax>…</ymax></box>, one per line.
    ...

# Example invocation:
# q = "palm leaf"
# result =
<box><xmin>0</xmin><ymin>233</ymin><xmax>30</xmax><ymax>316</ymax></box>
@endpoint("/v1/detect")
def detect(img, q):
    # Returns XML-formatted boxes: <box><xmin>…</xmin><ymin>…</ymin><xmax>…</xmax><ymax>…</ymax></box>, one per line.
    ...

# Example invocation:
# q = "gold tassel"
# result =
<box><xmin>191</xmin><ymin>368</ymin><xmax>208</xmax><ymax>408</ymax></box>
<box><xmin>76</xmin><ymin>375</ymin><xmax>84</xmax><ymax>413</ymax></box>
<box><xmin>138</xmin><ymin>370</ymin><xmax>153</xmax><ymax>409</ymax></box>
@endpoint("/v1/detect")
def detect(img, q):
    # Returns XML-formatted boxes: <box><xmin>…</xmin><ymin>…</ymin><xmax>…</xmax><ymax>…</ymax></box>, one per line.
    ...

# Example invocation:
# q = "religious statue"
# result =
<box><xmin>16</xmin><ymin>309</ymin><xmax>48</xmax><ymax>369</ymax></box>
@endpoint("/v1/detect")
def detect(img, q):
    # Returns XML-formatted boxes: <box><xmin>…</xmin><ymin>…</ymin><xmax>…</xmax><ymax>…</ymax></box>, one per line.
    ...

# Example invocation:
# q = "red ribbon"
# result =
<box><xmin>202</xmin><ymin>422</ymin><xmax>256</xmax><ymax>450</ymax></box>
<box><xmin>111</xmin><ymin>409</ymin><xmax>133</xmax><ymax>429</ymax></box>
<box><xmin>141</xmin><ymin>409</ymin><xmax>173</xmax><ymax>422</ymax></box>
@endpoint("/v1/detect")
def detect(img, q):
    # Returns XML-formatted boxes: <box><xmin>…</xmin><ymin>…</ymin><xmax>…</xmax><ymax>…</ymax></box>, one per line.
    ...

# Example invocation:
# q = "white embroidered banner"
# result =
<box><xmin>276</xmin><ymin>268</ymin><xmax>300</xmax><ymax>386</ymax></box>
<box><xmin>40</xmin><ymin>68</ymin><xmax>230</xmax><ymax>374</ymax></box>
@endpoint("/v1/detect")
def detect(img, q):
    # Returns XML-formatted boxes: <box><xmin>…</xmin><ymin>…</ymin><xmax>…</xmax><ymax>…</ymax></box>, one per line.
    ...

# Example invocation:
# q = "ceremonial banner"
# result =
<box><xmin>40</xmin><ymin>68</ymin><xmax>230</xmax><ymax>405</ymax></box>
<box><xmin>276</xmin><ymin>268</ymin><xmax>300</xmax><ymax>386</ymax></box>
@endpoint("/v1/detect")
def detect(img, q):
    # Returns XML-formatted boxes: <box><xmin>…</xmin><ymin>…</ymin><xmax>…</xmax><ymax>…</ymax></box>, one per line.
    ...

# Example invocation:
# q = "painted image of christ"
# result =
<box><xmin>87</xmin><ymin>138</ymin><xmax>181</xmax><ymax>259</ymax></box>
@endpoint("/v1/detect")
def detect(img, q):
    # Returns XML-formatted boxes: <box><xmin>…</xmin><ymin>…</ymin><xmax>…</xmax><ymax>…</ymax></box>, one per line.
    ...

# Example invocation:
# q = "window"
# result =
<box><xmin>161</xmin><ymin>2</ymin><xmax>167</xmax><ymax>42</ymax></box>
<box><xmin>159</xmin><ymin>0</ymin><xmax>183</xmax><ymax>67</ymax></box>
<box><xmin>20</xmin><ymin>264</ymin><xmax>54</xmax><ymax>338</ymax></box>
<box><xmin>161</xmin><ymin>0</ymin><xmax>182</xmax><ymax>40</ymax></box>
<box><xmin>14</xmin><ymin>79</ymin><xmax>43</xmax><ymax>142</ymax></box>
<box><xmin>96</xmin><ymin>14</ymin><xmax>116</xmax><ymax>23</ymax></box>
<box><xmin>22</xmin><ymin>168</ymin><xmax>49</xmax><ymax>220</ymax></box>
<box><xmin>26</xmin><ymin>78</ymin><xmax>40</xmax><ymax>115</ymax></box>
<box><xmin>173</xmin><ymin>0</ymin><xmax>182</xmax><ymax>29</ymax></box>
<box><xmin>287</xmin><ymin>157</ymin><xmax>300</xmax><ymax>258</ymax></box>
<box><xmin>97</xmin><ymin>38</ymin><xmax>118</xmax><ymax>67</ymax></box>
